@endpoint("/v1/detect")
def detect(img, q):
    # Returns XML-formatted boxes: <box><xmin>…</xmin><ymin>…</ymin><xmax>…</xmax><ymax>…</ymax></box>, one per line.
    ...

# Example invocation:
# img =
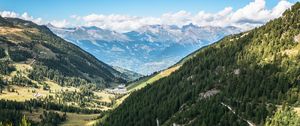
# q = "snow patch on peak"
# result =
<box><xmin>47</xmin><ymin>25</ymin><xmax>130</xmax><ymax>42</ymax></box>
<box><xmin>130</xmin><ymin>24</ymin><xmax>241</xmax><ymax>44</ymax></box>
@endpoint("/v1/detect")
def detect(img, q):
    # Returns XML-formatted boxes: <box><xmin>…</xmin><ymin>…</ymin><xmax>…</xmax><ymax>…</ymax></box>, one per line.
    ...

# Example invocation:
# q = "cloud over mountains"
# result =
<box><xmin>0</xmin><ymin>0</ymin><xmax>293</xmax><ymax>32</ymax></box>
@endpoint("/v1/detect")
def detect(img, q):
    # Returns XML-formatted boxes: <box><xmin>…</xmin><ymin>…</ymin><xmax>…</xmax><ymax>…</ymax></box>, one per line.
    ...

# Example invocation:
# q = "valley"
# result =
<box><xmin>48</xmin><ymin>24</ymin><xmax>241</xmax><ymax>75</ymax></box>
<box><xmin>0</xmin><ymin>1</ymin><xmax>300</xmax><ymax>126</ymax></box>
<box><xmin>0</xmin><ymin>16</ymin><xmax>130</xmax><ymax>126</ymax></box>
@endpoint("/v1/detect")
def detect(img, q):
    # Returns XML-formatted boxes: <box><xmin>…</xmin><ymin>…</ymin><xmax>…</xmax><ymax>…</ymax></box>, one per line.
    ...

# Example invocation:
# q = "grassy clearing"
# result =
<box><xmin>0</xmin><ymin>26</ymin><xmax>41</xmax><ymax>43</ymax></box>
<box><xmin>109</xmin><ymin>65</ymin><xmax>182</xmax><ymax>110</ymax></box>
<box><xmin>61</xmin><ymin>112</ymin><xmax>100</xmax><ymax>126</ymax></box>
<box><xmin>22</xmin><ymin>108</ymin><xmax>100</xmax><ymax>126</ymax></box>
<box><xmin>0</xmin><ymin>85</ymin><xmax>49</xmax><ymax>101</ymax></box>
<box><xmin>0</xmin><ymin>63</ymin><xmax>117</xmax><ymax>109</ymax></box>
<box><xmin>113</xmin><ymin>94</ymin><xmax>130</xmax><ymax>108</ymax></box>
<box><xmin>0</xmin><ymin>78</ymin><xmax>80</xmax><ymax>102</ymax></box>
<box><xmin>128</xmin><ymin>65</ymin><xmax>181</xmax><ymax>92</ymax></box>
<box><xmin>22</xmin><ymin>109</ymin><xmax>44</xmax><ymax>123</ymax></box>
<box><xmin>93</xmin><ymin>91</ymin><xmax>114</xmax><ymax>103</ymax></box>
<box><xmin>0</xmin><ymin>82</ymin><xmax>116</xmax><ymax>110</ymax></box>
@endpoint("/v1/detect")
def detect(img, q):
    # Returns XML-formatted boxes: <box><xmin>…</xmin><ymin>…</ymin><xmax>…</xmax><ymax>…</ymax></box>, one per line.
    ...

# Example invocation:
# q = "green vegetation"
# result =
<box><xmin>0</xmin><ymin>16</ymin><xmax>129</xmax><ymax>125</ymax></box>
<box><xmin>0</xmin><ymin>99</ymin><xmax>102</xmax><ymax>125</ymax></box>
<box><xmin>101</xmin><ymin>3</ymin><xmax>300</xmax><ymax>126</ymax></box>
<box><xmin>20</xmin><ymin>115</ymin><xmax>31</xmax><ymax>126</ymax></box>
<box><xmin>0</xmin><ymin>60</ymin><xmax>15</xmax><ymax>75</ymax></box>
<box><xmin>0</xmin><ymin>47</ymin><xmax>5</xmax><ymax>58</ymax></box>
<box><xmin>0</xmin><ymin>109</ymin><xmax>23</xmax><ymax>126</ymax></box>
<box><xmin>127</xmin><ymin>65</ymin><xmax>181</xmax><ymax>92</ymax></box>
<box><xmin>39</xmin><ymin>111</ymin><xmax>66</xmax><ymax>126</ymax></box>
<box><xmin>11</xmin><ymin>71</ymin><xmax>36</xmax><ymax>87</ymax></box>
<box><xmin>265</xmin><ymin>105</ymin><xmax>300</xmax><ymax>126</ymax></box>
<box><xmin>126</xmin><ymin>72</ymin><xmax>160</xmax><ymax>91</ymax></box>
<box><xmin>9</xmin><ymin>49</ymin><xmax>33</xmax><ymax>62</ymax></box>
<box><xmin>112</xmin><ymin>66</ymin><xmax>143</xmax><ymax>82</ymax></box>
<box><xmin>28</xmin><ymin>65</ymin><xmax>100</xmax><ymax>89</ymax></box>
<box><xmin>0</xmin><ymin>16</ymin><xmax>127</xmax><ymax>88</ymax></box>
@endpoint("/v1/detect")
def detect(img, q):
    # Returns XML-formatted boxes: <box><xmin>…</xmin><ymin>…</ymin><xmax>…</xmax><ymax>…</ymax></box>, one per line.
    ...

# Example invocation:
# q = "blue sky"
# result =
<box><xmin>0</xmin><ymin>0</ymin><xmax>297</xmax><ymax>20</ymax></box>
<box><xmin>0</xmin><ymin>0</ymin><xmax>299</xmax><ymax>32</ymax></box>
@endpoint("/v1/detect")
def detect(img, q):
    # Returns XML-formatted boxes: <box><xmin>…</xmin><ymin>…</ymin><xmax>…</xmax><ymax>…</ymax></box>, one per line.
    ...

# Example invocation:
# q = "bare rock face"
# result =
<box><xmin>294</xmin><ymin>33</ymin><xmax>300</xmax><ymax>43</ymax></box>
<box><xmin>199</xmin><ymin>89</ymin><xmax>220</xmax><ymax>100</ymax></box>
<box><xmin>234</xmin><ymin>68</ymin><xmax>240</xmax><ymax>75</ymax></box>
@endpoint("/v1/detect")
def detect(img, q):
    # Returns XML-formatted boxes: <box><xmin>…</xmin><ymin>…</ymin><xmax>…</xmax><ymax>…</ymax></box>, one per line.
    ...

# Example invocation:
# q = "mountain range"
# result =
<box><xmin>48</xmin><ymin>24</ymin><xmax>241</xmax><ymax>75</ymax></box>
<box><xmin>0</xmin><ymin>2</ymin><xmax>299</xmax><ymax>126</ymax></box>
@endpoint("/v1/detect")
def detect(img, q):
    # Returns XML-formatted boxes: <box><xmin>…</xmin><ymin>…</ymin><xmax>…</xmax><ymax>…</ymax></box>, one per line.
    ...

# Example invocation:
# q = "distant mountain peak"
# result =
<box><xmin>45</xmin><ymin>23</ymin><xmax>55</xmax><ymax>27</ymax></box>
<box><xmin>130</xmin><ymin>24</ymin><xmax>241</xmax><ymax>43</ymax></box>
<box><xmin>48</xmin><ymin>23</ymin><xmax>242</xmax><ymax>74</ymax></box>
<box><xmin>182</xmin><ymin>23</ymin><xmax>199</xmax><ymax>29</ymax></box>
<box><xmin>48</xmin><ymin>25</ymin><xmax>130</xmax><ymax>42</ymax></box>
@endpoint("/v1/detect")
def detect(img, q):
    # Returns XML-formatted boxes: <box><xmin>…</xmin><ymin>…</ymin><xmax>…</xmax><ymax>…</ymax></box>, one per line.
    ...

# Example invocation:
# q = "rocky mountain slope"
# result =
<box><xmin>48</xmin><ymin>24</ymin><xmax>241</xmax><ymax>75</ymax></box>
<box><xmin>101</xmin><ymin>3</ymin><xmax>300</xmax><ymax>126</ymax></box>
<box><xmin>112</xmin><ymin>66</ymin><xmax>143</xmax><ymax>82</ymax></box>
<box><xmin>0</xmin><ymin>16</ymin><xmax>128</xmax><ymax>88</ymax></box>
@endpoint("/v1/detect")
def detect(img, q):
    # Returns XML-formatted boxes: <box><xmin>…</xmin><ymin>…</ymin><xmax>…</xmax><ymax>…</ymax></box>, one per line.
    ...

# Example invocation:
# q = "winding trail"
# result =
<box><xmin>221</xmin><ymin>102</ymin><xmax>256</xmax><ymax>126</ymax></box>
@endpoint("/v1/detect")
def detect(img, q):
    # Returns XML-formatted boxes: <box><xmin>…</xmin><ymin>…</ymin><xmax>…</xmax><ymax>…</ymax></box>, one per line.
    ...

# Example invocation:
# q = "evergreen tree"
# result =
<box><xmin>20</xmin><ymin>115</ymin><xmax>30</xmax><ymax>126</ymax></box>
<box><xmin>265</xmin><ymin>105</ymin><xmax>300</xmax><ymax>126</ymax></box>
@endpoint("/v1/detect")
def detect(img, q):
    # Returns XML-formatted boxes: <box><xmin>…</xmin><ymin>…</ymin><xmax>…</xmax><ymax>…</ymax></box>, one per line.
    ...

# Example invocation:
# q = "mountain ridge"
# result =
<box><xmin>0</xmin><ymin>16</ymin><xmax>128</xmax><ymax>88</ymax></box>
<box><xmin>48</xmin><ymin>24</ymin><xmax>241</xmax><ymax>74</ymax></box>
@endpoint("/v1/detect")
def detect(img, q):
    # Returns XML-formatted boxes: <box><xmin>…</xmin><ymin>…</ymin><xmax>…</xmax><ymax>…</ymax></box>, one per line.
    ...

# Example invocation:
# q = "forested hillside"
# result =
<box><xmin>0</xmin><ymin>16</ymin><xmax>131</xmax><ymax>125</ymax></box>
<box><xmin>101</xmin><ymin>3</ymin><xmax>300</xmax><ymax>126</ymax></box>
<box><xmin>0</xmin><ymin>16</ymin><xmax>127</xmax><ymax>88</ymax></box>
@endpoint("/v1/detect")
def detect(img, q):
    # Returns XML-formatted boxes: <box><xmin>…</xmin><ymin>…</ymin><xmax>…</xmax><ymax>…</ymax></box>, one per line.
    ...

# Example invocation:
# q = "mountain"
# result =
<box><xmin>101</xmin><ymin>3</ymin><xmax>300</xmax><ymax>126</ymax></box>
<box><xmin>48</xmin><ymin>24</ymin><xmax>130</xmax><ymax>42</ymax></box>
<box><xmin>0</xmin><ymin>16</ymin><xmax>127</xmax><ymax>88</ymax></box>
<box><xmin>112</xmin><ymin>66</ymin><xmax>143</xmax><ymax>82</ymax></box>
<box><xmin>48</xmin><ymin>24</ymin><xmax>241</xmax><ymax>75</ymax></box>
<box><xmin>128</xmin><ymin>24</ymin><xmax>240</xmax><ymax>43</ymax></box>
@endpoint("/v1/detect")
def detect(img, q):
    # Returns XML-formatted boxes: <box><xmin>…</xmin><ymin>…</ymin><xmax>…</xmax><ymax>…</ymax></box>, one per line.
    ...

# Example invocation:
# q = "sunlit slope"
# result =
<box><xmin>102</xmin><ymin>3</ymin><xmax>300</xmax><ymax>126</ymax></box>
<box><xmin>0</xmin><ymin>16</ymin><xmax>127</xmax><ymax>87</ymax></box>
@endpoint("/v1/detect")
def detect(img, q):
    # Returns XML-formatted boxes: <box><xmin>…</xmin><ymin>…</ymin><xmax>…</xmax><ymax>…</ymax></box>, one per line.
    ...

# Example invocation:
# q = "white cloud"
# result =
<box><xmin>271</xmin><ymin>0</ymin><xmax>294</xmax><ymax>17</ymax></box>
<box><xmin>0</xmin><ymin>11</ymin><xmax>18</xmax><ymax>18</ymax></box>
<box><xmin>73</xmin><ymin>0</ymin><xmax>293</xmax><ymax>32</ymax></box>
<box><xmin>50</xmin><ymin>20</ymin><xmax>69</xmax><ymax>28</ymax></box>
<box><xmin>229</xmin><ymin>0</ymin><xmax>292</xmax><ymax>29</ymax></box>
<box><xmin>0</xmin><ymin>11</ymin><xmax>43</xmax><ymax>24</ymax></box>
<box><xmin>0</xmin><ymin>0</ymin><xmax>294</xmax><ymax>32</ymax></box>
<box><xmin>79</xmin><ymin>14</ymin><xmax>160</xmax><ymax>32</ymax></box>
<box><xmin>0</xmin><ymin>11</ymin><xmax>64</xmax><ymax>27</ymax></box>
<box><xmin>21</xmin><ymin>12</ymin><xmax>42</xmax><ymax>24</ymax></box>
<box><xmin>231</xmin><ymin>0</ymin><xmax>292</xmax><ymax>25</ymax></box>
<box><xmin>161</xmin><ymin>10</ymin><xmax>191</xmax><ymax>25</ymax></box>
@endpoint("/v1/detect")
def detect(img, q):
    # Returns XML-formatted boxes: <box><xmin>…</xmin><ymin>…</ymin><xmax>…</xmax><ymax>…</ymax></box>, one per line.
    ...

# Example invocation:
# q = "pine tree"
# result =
<box><xmin>20</xmin><ymin>115</ymin><xmax>31</xmax><ymax>126</ymax></box>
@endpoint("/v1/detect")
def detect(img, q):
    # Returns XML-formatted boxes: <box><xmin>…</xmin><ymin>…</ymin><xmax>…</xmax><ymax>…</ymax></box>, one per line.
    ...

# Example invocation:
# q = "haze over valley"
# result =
<box><xmin>48</xmin><ymin>24</ymin><xmax>241</xmax><ymax>75</ymax></box>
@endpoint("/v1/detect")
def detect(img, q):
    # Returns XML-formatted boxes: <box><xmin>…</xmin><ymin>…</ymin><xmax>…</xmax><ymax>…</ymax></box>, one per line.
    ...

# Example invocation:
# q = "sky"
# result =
<box><xmin>0</xmin><ymin>0</ymin><xmax>299</xmax><ymax>32</ymax></box>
